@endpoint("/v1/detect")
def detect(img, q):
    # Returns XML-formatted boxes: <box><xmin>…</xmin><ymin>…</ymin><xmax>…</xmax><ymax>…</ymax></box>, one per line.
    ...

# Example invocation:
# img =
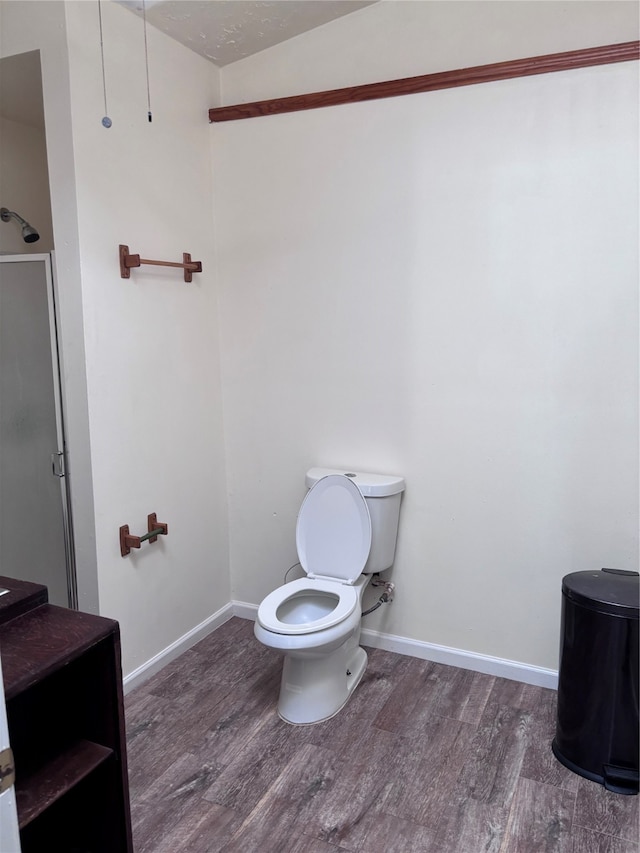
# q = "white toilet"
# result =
<box><xmin>254</xmin><ymin>467</ymin><xmax>405</xmax><ymax>725</ymax></box>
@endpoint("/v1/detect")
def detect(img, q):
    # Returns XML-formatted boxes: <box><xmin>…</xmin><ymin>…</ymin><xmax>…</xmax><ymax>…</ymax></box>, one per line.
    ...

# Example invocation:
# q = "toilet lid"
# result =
<box><xmin>296</xmin><ymin>474</ymin><xmax>372</xmax><ymax>583</ymax></box>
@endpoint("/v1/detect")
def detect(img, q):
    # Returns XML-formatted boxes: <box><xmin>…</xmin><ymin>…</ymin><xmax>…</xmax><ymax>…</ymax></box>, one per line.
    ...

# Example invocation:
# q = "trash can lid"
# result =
<box><xmin>562</xmin><ymin>568</ymin><xmax>639</xmax><ymax>618</ymax></box>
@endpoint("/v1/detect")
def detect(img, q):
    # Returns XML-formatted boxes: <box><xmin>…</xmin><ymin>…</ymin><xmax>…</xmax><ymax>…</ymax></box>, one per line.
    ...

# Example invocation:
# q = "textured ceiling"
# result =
<box><xmin>119</xmin><ymin>1</ymin><xmax>376</xmax><ymax>67</ymax></box>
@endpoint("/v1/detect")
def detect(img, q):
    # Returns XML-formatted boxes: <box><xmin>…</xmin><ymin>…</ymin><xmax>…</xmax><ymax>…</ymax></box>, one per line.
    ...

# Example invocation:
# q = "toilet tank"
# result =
<box><xmin>305</xmin><ymin>468</ymin><xmax>405</xmax><ymax>574</ymax></box>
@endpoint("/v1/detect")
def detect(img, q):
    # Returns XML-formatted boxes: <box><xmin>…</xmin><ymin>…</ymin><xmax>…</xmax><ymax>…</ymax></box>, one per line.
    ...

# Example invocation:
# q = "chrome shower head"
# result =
<box><xmin>1</xmin><ymin>207</ymin><xmax>40</xmax><ymax>244</ymax></box>
<box><xmin>21</xmin><ymin>223</ymin><xmax>40</xmax><ymax>243</ymax></box>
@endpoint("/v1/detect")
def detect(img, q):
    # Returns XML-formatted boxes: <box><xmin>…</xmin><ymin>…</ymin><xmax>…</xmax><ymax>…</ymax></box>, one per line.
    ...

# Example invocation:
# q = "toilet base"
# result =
<box><xmin>277</xmin><ymin>638</ymin><xmax>368</xmax><ymax>725</ymax></box>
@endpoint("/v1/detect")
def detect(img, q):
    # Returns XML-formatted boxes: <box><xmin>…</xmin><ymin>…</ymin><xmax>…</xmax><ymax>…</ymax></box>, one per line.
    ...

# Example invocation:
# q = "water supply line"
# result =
<box><xmin>362</xmin><ymin>576</ymin><xmax>395</xmax><ymax>616</ymax></box>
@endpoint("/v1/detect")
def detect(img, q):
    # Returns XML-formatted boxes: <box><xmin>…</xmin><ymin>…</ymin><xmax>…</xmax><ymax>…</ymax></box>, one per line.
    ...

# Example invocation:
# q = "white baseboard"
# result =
<box><xmin>232</xmin><ymin>600</ymin><xmax>260</xmax><ymax>620</ymax></box>
<box><xmin>360</xmin><ymin>627</ymin><xmax>558</xmax><ymax>689</ymax></box>
<box><xmin>231</xmin><ymin>601</ymin><xmax>558</xmax><ymax>690</ymax></box>
<box><xmin>123</xmin><ymin>602</ymin><xmax>234</xmax><ymax>694</ymax></box>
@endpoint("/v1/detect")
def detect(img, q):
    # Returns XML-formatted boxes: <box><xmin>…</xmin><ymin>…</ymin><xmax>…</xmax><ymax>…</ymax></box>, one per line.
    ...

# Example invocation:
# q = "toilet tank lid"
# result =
<box><xmin>306</xmin><ymin>468</ymin><xmax>405</xmax><ymax>497</ymax></box>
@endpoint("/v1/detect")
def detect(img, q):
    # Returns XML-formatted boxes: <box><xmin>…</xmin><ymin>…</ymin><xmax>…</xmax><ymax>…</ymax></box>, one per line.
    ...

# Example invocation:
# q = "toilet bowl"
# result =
<box><xmin>254</xmin><ymin>468</ymin><xmax>404</xmax><ymax>725</ymax></box>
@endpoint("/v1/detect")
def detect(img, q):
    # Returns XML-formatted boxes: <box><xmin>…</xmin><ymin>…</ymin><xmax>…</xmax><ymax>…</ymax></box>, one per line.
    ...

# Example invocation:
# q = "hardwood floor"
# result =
<box><xmin>125</xmin><ymin>618</ymin><xmax>638</xmax><ymax>852</ymax></box>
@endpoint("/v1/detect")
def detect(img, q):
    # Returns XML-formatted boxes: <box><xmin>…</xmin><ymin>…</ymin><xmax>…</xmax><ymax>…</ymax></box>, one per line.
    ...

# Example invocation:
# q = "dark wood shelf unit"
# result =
<box><xmin>0</xmin><ymin>575</ymin><xmax>133</xmax><ymax>852</ymax></box>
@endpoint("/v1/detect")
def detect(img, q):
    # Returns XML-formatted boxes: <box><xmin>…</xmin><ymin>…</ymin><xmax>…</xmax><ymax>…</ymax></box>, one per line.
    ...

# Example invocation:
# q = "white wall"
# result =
<box><xmin>0</xmin><ymin>115</ymin><xmax>53</xmax><ymax>254</ymax></box>
<box><xmin>63</xmin><ymin>0</ymin><xmax>228</xmax><ymax>673</ymax></box>
<box><xmin>221</xmin><ymin>0</ymin><xmax>640</xmax><ymax>103</ymax></box>
<box><xmin>213</xmin><ymin>59</ymin><xmax>639</xmax><ymax>670</ymax></box>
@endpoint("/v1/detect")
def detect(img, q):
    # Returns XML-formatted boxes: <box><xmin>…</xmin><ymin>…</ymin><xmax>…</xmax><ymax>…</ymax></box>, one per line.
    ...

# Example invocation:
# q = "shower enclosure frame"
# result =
<box><xmin>0</xmin><ymin>252</ymin><xmax>77</xmax><ymax>608</ymax></box>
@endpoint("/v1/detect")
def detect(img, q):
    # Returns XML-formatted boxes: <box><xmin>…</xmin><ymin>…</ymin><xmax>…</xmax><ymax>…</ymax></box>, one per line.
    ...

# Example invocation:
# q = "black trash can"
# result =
<box><xmin>552</xmin><ymin>568</ymin><xmax>639</xmax><ymax>795</ymax></box>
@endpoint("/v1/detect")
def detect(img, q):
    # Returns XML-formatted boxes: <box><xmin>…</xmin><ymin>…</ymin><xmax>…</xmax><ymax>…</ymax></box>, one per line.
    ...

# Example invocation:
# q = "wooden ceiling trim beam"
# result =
<box><xmin>209</xmin><ymin>41</ymin><xmax>639</xmax><ymax>123</ymax></box>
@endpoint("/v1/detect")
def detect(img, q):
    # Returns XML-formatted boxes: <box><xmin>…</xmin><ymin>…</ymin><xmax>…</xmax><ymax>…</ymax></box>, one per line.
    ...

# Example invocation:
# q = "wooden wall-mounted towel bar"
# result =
<box><xmin>119</xmin><ymin>244</ymin><xmax>202</xmax><ymax>282</ymax></box>
<box><xmin>120</xmin><ymin>513</ymin><xmax>168</xmax><ymax>556</ymax></box>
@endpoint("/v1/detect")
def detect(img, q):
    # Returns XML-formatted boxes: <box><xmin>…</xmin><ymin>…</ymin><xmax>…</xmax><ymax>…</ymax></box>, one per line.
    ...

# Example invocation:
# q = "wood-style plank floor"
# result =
<box><xmin>125</xmin><ymin>617</ymin><xmax>638</xmax><ymax>852</ymax></box>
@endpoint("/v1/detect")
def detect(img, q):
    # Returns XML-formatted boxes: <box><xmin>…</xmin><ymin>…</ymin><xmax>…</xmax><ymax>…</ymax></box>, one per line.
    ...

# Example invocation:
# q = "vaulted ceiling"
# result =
<box><xmin>118</xmin><ymin>1</ymin><xmax>376</xmax><ymax>67</ymax></box>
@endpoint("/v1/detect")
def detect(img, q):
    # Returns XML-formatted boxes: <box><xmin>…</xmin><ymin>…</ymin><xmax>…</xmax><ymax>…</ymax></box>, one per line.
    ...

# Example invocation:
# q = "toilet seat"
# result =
<box><xmin>256</xmin><ymin>577</ymin><xmax>359</xmax><ymax>635</ymax></box>
<box><xmin>257</xmin><ymin>475</ymin><xmax>372</xmax><ymax>636</ymax></box>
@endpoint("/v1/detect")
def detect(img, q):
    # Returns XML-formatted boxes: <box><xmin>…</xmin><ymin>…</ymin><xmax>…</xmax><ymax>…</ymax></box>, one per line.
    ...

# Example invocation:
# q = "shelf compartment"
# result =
<box><xmin>16</xmin><ymin>739</ymin><xmax>114</xmax><ymax>829</ymax></box>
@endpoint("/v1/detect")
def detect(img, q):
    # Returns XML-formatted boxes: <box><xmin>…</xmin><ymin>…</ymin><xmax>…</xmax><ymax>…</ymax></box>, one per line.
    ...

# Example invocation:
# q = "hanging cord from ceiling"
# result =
<box><xmin>97</xmin><ymin>0</ymin><xmax>111</xmax><ymax>128</ymax></box>
<box><xmin>142</xmin><ymin>0</ymin><xmax>152</xmax><ymax>122</ymax></box>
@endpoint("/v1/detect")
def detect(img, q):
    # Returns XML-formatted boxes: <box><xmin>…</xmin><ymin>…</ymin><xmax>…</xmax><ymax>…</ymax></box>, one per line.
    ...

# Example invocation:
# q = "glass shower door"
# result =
<box><xmin>0</xmin><ymin>254</ymin><xmax>75</xmax><ymax>607</ymax></box>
